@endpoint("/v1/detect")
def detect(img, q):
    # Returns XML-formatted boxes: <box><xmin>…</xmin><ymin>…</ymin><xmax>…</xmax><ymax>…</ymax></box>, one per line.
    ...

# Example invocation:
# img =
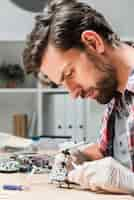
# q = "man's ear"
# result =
<box><xmin>81</xmin><ymin>30</ymin><xmax>105</xmax><ymax>54</ymax></box>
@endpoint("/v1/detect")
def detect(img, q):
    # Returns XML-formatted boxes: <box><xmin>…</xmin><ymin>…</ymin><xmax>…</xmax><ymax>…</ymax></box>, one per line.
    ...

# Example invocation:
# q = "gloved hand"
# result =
<box><xmin>49</xmin><ymin>142</ymin><xmax>97</xmax><ymax>184</ymax></box>
<box><xmin>49</xmin><ymin>148</ymin><xmax>90</xmax><ymax>183</ymax></box>
<box><xmin>67</xmin><ymin>157</ymin><xmax>134</xmax><ymax>194</ymax></box>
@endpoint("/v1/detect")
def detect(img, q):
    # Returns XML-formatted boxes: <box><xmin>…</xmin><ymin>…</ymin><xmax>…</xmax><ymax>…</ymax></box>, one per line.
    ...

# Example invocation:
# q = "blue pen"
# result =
<box><xmin>3</xmin><ymin>184</ymin><xmax>29</xmax><ymax>191</ymax></box>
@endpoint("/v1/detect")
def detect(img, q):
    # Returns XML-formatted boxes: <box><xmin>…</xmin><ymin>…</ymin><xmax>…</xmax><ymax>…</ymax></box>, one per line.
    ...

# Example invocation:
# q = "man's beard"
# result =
<box><xmin>80</xmin><ymin>71</ymin><xmax>118</xmax><ymax>104</ymax></box>
<box><xmin>95</xmin><ymin>70</ymin><xmax>118</xmax><ymax>104</ymax></box>
<box><xmin>86</xmin><ymin>51</ymin><xmax>118</xmax><ymax>104</ymax></box>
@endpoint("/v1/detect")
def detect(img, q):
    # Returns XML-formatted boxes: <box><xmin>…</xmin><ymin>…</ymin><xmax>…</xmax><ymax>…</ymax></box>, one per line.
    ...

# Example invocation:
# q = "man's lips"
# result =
<box><xmin>71</xmin><ymin>89</ymin><xmax>82</xmax><ymax>99</ymax></box>
<box><xmin>71</xmin><ymin>88</ymin><xmax>98</xmax><ymax>99</ymax></box>
<box><xmin>85</xmin><ymin>89</ymin><xmax>98</xmax><ymax>99</ymax></box>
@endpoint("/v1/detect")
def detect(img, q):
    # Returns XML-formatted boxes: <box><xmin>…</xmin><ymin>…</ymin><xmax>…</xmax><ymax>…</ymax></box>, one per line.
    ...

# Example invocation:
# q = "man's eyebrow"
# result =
<box><xmin>59</xmin><ymin>71</ymin><xmax>64</xmax><ymax>83</ymax></box>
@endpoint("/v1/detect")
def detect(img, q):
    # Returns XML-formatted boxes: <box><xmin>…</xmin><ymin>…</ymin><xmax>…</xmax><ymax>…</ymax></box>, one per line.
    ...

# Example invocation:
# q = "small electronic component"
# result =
<box><xmin>49</xmin><ymin>150</ymin><xmax>72</xmax><ymax>188</ymax></box>
<box><xmin>11</xmin><ymin>153</ymin><xmax>54</xmax><ymax>173</ymax></box>
<box><xmin>0</xmin><ymin>159</ymin><xmax>20</xmax><ymax>173</ymax></box>
<box><xmin>0</xmin><ymin>153</ymin><xmax>54</xmax><ymax>174</ymax></box>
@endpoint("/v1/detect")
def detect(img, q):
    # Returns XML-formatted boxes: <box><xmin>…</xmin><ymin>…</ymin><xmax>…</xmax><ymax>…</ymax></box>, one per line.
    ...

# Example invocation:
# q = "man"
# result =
<box><xmin>23</xmin><ymin>0</ymin><xmax>134</xmax><ymax>172</ymax></box>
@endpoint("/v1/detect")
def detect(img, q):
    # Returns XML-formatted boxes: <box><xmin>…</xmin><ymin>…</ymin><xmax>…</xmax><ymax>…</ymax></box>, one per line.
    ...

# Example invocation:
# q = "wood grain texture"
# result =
<box><xmin>0</xmin><ymin>173</ymin><xmax>133</xmax><ymax>200</ymax></box>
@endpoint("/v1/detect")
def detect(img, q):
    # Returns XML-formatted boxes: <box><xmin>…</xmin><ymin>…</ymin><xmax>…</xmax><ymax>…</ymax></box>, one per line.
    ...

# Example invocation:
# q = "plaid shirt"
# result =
<box><xmin>98</xmin><ymin>70</ymin><xmax>134</xmax><ymax>172</ymax></box>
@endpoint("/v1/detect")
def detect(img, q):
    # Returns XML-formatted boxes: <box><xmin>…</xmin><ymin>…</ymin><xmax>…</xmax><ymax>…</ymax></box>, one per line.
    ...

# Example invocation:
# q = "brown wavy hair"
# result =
<box><xmin>23</xmin><ymin>0</ymin><xmax>120</xmax><ymax>75</ymax></box>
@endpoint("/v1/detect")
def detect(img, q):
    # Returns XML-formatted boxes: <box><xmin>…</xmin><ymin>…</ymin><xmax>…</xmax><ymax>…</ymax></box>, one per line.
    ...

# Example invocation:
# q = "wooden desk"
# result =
<box><xmin>0</xmin><ymin>173</ymin><xmax>133</xmax><ymax>200</ymax></box>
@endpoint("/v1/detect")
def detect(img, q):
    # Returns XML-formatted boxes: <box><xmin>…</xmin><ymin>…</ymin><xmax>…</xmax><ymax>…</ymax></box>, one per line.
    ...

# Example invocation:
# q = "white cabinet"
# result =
<box><xmin>0</xmin><ymin>86</ymin><xmax>105</xmax><ymax>143</ymax></box>
<box><xmin>41</xmin><ymin>93</ymin><xmax>87</xmax><ymax>142</ymax></box>
<box><xmin>42</xmin><ymin>92</ymin><xmax>66</xmax><ymax>137</ymax></box>
<box><xmin>39</xmin><ymin>89</ymin><xmax>104</xmax><ymax>143</ymax></box>
<box><xmin>64</xmin><ymin>95</ymin><xmax>76</xmax><ymax>141</ymax></box>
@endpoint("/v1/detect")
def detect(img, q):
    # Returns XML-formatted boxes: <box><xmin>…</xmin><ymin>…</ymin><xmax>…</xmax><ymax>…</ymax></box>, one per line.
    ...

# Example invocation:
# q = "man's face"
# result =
<box><xmin>40</xmin><ymin>44</ymin><xmax>118</xmax><ymax>104</ymax></box>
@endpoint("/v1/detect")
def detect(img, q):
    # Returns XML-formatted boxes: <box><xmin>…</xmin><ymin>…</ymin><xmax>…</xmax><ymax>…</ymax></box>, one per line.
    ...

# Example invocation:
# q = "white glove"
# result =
<box><xmin>49</xmin><ymin>148</ymin><xmax>89</xmax><ymax>183</ymax></box>
<box><xmin>68</xmin><ymin>157</ymin><xmax>134</xmax><ymax>194</ymax></box>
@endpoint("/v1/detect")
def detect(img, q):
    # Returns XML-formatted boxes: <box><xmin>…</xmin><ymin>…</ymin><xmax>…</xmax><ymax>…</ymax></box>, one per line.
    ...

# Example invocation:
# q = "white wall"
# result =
<box><xmin>0</xmin><ymin>0</ymin><xmax>35</xmax><ymax>40</ymax></box>
<box><xmin>83</xmin><ymin>0</ymin><xmax>134</xmax><ymax>40</ymax></box>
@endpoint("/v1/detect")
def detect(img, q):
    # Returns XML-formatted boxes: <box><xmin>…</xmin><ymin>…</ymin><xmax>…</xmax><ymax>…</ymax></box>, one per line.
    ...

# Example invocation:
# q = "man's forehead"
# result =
<box><xmin>40</xmin><ymin>44</ymin><xmax>76</xmax><ymax>83</ymax></box>
<box><xmin>40</xmin><ymin>45</ymin><xmax>62</xmax><ymax>82</ymax></box>
<box><xmin>40</xmin><ymin>58</ymin><xmax>70</xmax><ymax>84</ymax></box>
<box><xmin>41</xmin><ymin>62</ymin><xmax>70</xmax><ymax>84</ymax></box>
<box><xmin>41</xmin><ymin>43</ymin><xmax>81</xmax><ymax>66</ymax></box>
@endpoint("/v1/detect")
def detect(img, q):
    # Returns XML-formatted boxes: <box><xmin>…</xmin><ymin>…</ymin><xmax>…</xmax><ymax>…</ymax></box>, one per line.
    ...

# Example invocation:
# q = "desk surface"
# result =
<box><xmin>0</xmin><ymin>173</ymin><xmax>133</xmax><ymax>200</ymax></box>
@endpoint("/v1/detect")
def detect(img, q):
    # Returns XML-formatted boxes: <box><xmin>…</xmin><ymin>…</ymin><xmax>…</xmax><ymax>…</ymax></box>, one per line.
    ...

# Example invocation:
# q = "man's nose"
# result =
<box><xmin>70</xmin><ymin>88</ymin><xmax>82</xmax><ymax>99</ymax></box>
<box><xmin>63</xmin><ymin>81</ymin><xmax>82</xmax><ymax>99</ymax></box>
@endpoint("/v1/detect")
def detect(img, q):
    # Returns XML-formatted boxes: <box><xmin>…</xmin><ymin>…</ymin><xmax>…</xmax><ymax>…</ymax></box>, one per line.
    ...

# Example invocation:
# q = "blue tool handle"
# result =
<box><xmin>3</xmin><ymin>185</ymin><xmax>23</xmax><ymax>190</ymax></box>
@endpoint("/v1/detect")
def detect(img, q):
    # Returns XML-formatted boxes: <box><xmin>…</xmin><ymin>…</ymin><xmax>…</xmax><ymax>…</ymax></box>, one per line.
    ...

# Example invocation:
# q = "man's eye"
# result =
<box><xmin>64</xmin><ymin>70</ymin><xmax>73</xmax><ymax>79</ymax></box>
